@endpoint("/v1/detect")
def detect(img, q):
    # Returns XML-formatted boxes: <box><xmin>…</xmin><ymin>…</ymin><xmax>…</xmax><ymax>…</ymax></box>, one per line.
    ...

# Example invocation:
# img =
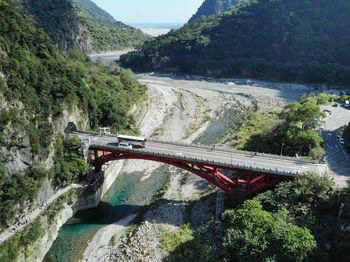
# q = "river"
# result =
<box><xmin>44</xmin><ymin>52</ymin><xmax>309</xmax><ymax>261</ymax></box>
<box><xmin>44</xmin><ymin>111</ymin><xmax>240</xmax><ymax>261</ymax></box>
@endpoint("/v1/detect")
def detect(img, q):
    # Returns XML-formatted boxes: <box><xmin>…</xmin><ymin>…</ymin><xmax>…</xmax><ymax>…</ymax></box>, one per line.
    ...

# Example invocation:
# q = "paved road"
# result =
<box><xmin>321</xmin><ymin>104</ymin><xmax>350</xmax><ymax>186</ymax></box>
<box><xmin>75</xmin><ymin>132</ymin><xmax>327</xmax><ymax>177</ymax></box>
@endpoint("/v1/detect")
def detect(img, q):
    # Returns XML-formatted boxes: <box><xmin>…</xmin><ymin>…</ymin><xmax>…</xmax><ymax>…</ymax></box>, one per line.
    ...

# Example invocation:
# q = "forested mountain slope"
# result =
<box><xmin>188</xmin><ymin>0</ymin><xmax>244</xmax><ymax>23</ymax></box>
<box><xmin>23</xmin><ymin>0</ymin><xmax>150</xmax><ymax>53</ymax></box>
<box><xmin>121</xmin><ymin>0</ymin><xmax>350</xmax><ymax>85</ymax></box>
<box><xmin>0</xmin><ymin>0</ymin><xmax>146</xmax><ymax>237</ymax></box>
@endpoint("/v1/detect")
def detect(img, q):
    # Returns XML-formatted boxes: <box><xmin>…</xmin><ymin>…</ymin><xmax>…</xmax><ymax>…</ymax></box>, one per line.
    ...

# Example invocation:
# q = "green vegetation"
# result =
<box><xmin>222</xmin><ymin>200</ymin><xmax>316</xmax><ymax>261</ymax></box>
<box><xmin>53</xmin><ymin>137</ymin><xmax>90</xmax><ymax>186</ymax></box>
<box><xmin>188</xmin><ymin>0</ymin><xmax>245</xmax><ymax>23</ymax></box>
<box><xmin>221</xmin><ymin>173</ymin><xmax>350</xmax><ymax>261</ymax></box>
<box><xmin>43</xmin><ymin>189</ymin><xmax>77</xmax><ymax>224</ymax></box>
<box><xmin>0</xmin><ymin>167</ymin><xmax>47</xmax><ymax>230</ymax></box>
<box><xmin>109</xmin><ymin>235</ymin><xmax>117</xmax><ymax>246</ymax></box>
<box><xmin>121</xmin><ymin>0</ymin><xmax>350</xmax><ymax>85</ymax></box>
<box><xmin>0</xmin><ymin>1</ymin><xmax>146</xmax><ymax>230</ymax></box>
<box><xmin>76</xmin><ymin>0</ymin><xmax>151</xmax><ymax>51</ymax></box>
<box><xmin>229</xmin><ymin>96</ymin><xmax>325</xmax><ymax>158</ymax></box>
<box><xmin>0</xmin><ymin>219</ymin><xmax>45</xmax><ymax>262</ymax></box>
<box><xmin>24</xmin><ymin>0</ymin><xmax>150</xmax><ymax>52</ymax></box>
<box><xmin>161</xmin><ymin>174</ymin><xmax>350</xmax><ymax>262</ymax></box>
<box><xmin>161</xmin><ymin>224</ymin><xmax>194</xmax><ymax>252</ymax></box>
<box><xmin>0</xmin><ymin>189</ymin><xmax>77</xmax><ymax>262</ymax></box>
<box><xmin>0</xmin><ymin>1</ymin><xmax>146</xmax><ymax>154</ymax></box>
<box><xmin>161</xmin><ymin>223</ymin><xmax>215</xmax><ymax>262</ymax></box>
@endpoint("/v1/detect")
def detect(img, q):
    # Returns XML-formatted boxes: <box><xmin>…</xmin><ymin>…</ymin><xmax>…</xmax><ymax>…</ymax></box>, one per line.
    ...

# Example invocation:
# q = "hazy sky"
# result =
<box><xmin>90</xmin><ymin>0</ymin><xmax>204</xmax><ymax>24</ymax></box>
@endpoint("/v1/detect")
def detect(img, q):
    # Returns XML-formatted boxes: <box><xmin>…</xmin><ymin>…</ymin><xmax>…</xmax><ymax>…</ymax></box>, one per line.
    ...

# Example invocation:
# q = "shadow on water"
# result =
<box><xmin>44</xmin><ymin>166</ymin><xmax>171</xmax><ymax>262</ymax></box>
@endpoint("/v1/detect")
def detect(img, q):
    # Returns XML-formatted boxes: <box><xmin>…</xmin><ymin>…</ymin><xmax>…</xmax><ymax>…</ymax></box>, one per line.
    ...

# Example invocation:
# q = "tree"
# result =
<box><xmin>309</xmin><ymin>147</ymin><xmax>325</xmax><ymax>160</ymax></box>
<box><xmin>222</xmin><ymin>199</ymin><xmax>316</xmax><ymax>262</ymax></box>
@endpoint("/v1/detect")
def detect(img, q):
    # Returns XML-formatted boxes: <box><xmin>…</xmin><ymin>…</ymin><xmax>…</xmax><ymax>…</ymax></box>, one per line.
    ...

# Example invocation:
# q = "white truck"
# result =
<box><xmin>345</xmin><ymin>100</ymin><xmax>349</xmax><ymax>108</ymax></box>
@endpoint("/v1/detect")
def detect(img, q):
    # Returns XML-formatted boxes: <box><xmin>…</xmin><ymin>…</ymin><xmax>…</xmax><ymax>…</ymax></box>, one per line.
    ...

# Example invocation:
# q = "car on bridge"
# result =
<box><xmin>119</xmin><ymin>142</ymin><xmax>133</xmax><ymax>149</ymax></box>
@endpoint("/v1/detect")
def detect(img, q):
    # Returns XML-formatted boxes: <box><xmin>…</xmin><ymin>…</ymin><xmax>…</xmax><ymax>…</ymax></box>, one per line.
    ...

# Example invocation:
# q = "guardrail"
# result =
<box><xmin>73</xmin><ymin>131</ymin><xmax>317</xmax><ymax>164</ymax></box>
<box><xmin>89</xmin><ymin>142</ymin><xmax>302</xmax><ymax>177</ymax></box>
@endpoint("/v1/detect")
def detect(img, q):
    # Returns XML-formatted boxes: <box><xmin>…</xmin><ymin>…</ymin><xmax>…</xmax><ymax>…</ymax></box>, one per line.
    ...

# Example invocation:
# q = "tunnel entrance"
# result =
<box><xmin>65</xmin><ymin>121</ymin><xmax>78</xmax><ymax>133</ymax></box>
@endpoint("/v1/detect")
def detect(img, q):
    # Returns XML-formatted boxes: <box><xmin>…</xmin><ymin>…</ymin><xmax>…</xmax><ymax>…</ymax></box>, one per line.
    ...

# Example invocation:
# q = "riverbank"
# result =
<box><xmin>81</xmin><ymin>74</ymin><xmax>292</xmax><ymax>261</ymax></box>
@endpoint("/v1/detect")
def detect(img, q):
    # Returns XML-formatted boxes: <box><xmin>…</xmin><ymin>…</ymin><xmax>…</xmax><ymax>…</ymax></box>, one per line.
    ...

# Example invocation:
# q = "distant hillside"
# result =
<box><xmin>23</xmin><ymin>0</ymin><xmax>150</xmax><ymax>53</ymax></box>
<box><xmin>121</xmin><ymin>0</ymin><xmax>350</xmax><ymax>85</ymax></box>
<box><xmin>188</xmin><ymin>0</ymin><xmax>244</xmax><ymax>23</ymax></box>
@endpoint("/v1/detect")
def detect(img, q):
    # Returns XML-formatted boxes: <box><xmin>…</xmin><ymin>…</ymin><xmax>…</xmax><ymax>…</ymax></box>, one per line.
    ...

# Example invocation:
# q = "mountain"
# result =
<box><xmin>121</xmin><ymin>0</ymin><xmax>350</xmax><ymax>85</ymax></box>
<box><xmin>0</xmin><ymin>1</ymin><xmax>145</xmax><ymax>255</ymax></box>
<box><xmin>188</xmin><ymin>0</ymin><xmax>245</xmax><ymax>23</ymax></box>
<box><xmin>23</xmin><ymin>0</ymin><xmax>150</xmax><ymax>53</ymax></box>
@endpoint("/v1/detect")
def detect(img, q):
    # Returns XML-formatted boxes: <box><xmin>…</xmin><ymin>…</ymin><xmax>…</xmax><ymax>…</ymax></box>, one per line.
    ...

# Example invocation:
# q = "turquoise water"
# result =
<box><xmin>44</xmin><ymin>168</ymin><xmax>170</xmax><ymax>262</ymax></box>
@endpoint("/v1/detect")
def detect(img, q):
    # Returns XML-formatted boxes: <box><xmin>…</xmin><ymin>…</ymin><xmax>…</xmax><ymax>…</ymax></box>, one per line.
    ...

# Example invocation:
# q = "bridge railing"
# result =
<box><xmin>89</xmin><ymin>142</ymin><xmax>301</xmax><ymax>177</ymax></box>
<box><xmin>73</xmin><ymin>131</ymin><xmax>317</xmax><ymax>164</ymax></box>
<box><xmin>147</xmin><ymin>138</ymin><xmax>317</xmax><ymax>164</ymax></box>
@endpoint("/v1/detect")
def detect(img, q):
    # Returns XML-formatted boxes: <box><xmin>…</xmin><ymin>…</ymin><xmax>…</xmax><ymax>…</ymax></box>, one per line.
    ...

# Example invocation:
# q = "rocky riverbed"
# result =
<box><xmin>79</xmin><ymin>72</ymin><xmax>309</xmax><ymax>262</ymax></box>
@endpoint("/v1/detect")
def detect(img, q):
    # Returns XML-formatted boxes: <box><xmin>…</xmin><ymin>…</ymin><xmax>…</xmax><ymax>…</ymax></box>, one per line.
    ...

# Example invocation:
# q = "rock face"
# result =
<box><xmin>23</xmin><ymin>0</ymin><xmax>149</xmax><ymax>53</ymax></box>
<box><xmin>17</xmin><ymin>204</ymin><xmax>75</xmax><ymax>262</ymax></box>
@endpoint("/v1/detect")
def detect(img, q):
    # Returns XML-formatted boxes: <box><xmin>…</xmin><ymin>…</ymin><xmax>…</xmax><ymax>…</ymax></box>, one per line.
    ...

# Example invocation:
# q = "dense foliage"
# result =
<box><xmin>0</xmin><ymin>1</ymin><xmax>146</xmax><ymax>229</ymax></box>
<box><xmin>222</xmin><ymin>173</ymin><xmax>350</xmax><ymax>261</ymax></box>
<box><xmin>121</xmin><ymin>0</ymin><xmax>350</xmax><ymax>85</ymax></box>
<box><xmin>0</xmin><ymin>189</ymin><xmax>77</xmax><ymax>262</ymax></box>
<box><xmin>229</xmin><ymin>95</ymin><xmax>326</xmax><ymax>158</ymax></box>
<box><xmin>0</xmin><ymin>218</ymin><xmax>44</xmax><ymax>262</ymax></box>
<box><xmin>53</xmin><ymin>137</ymin><xmax>90</xmax><ymax>187</ymax></box>
<box><xmin>188</xmin><ymin>0</ymin><xmax>244</xmax><ymax>23</ymax></box>
<box><xmin>24</xmin><ymin>0</ymin><xmax>150</xmax><ymax>52</ymax></box>
<box><xmin>0</xmin><ymin>3</ymin><xmax>146</xmax><ymax>155</ymax></box>
<box><xmin>222</xmin><ymin>199</ymin><xmax>316</xmax><ymax>261</ymax></box>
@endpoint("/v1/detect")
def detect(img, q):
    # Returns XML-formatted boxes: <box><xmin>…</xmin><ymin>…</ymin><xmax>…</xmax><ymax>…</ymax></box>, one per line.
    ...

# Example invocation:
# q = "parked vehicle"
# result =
<box><xmin>339</xmin><ymin>138</ymin><xmax>345</xmax><ymax>144</ymax></box>
<box><xmin>344</xmin><ymin>100</ymin><xmax>349</xmax><ymax>108</ymax></box>
<box><xmin>337</xmin><ymin>131</ymin><xmax>344</xmax><ymax>138</ymax></box>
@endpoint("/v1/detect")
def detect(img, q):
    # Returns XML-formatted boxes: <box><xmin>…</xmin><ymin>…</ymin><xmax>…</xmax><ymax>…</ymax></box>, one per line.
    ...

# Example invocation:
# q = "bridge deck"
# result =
<box><xmin>74</xmin><ymin>132</ymin><xmax>327</xmax><ymax>177</ymax></box>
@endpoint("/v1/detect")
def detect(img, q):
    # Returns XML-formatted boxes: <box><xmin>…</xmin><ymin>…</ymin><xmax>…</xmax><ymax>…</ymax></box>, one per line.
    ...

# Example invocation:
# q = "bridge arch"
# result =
<box><xmin>92</xmin><ymin>149</ymin><xmax>292</xmax><ymax>198</ymax></box>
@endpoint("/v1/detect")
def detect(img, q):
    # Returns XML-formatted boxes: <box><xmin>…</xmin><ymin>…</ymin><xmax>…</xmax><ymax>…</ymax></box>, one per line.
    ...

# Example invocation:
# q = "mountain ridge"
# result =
<box><xmin>23</xmin><ymin>0</ymin><xmax>150</xmax><ymax>53</ymax></box>
<box><xmin>121</xmin><ymin>0</ymin><xmax>350</xmax><ymax>85</ymax></box>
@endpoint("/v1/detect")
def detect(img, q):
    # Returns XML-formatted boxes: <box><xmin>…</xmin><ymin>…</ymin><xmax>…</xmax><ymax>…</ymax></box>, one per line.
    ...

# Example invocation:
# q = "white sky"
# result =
<box><xmin>90</xmin><ymin>0</ymin><xmax>204</xmax><ymax>24</ymax></box>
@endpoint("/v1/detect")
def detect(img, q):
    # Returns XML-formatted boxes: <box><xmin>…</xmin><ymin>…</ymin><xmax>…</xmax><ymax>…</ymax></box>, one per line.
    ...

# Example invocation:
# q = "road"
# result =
<box><xmin>75</xmin><ymin>132</ymin><xmax>327</xmax><ymax>177</ymax></box>
<box><xmin>321</xmin><ymin>104</ymin><xmax>350</xmax><ymax>186</ymax></box>
<box><xmin>0</xmin><ymin>183</ymin><xmax>83</xmax><ymax>245</ymax></box>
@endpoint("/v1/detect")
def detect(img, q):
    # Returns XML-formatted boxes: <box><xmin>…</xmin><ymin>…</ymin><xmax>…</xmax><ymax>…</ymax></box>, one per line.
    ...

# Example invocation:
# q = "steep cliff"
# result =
<box><xmin>23</xmin><ymin>0</ymin><xmax>150</xmax><ymax>53</ymax></box>
<box><xmin>0</xmin><ymin>0</ymin><xmax>146</xmax><ymax>251</ymax></box>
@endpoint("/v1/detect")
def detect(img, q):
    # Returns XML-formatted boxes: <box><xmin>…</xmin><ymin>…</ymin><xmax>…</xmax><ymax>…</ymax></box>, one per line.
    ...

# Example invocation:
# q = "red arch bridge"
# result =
<box><xmin>76</xmin><ymin>132</ymin><xmax>327</xmax><ymax>198</ymax></box>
